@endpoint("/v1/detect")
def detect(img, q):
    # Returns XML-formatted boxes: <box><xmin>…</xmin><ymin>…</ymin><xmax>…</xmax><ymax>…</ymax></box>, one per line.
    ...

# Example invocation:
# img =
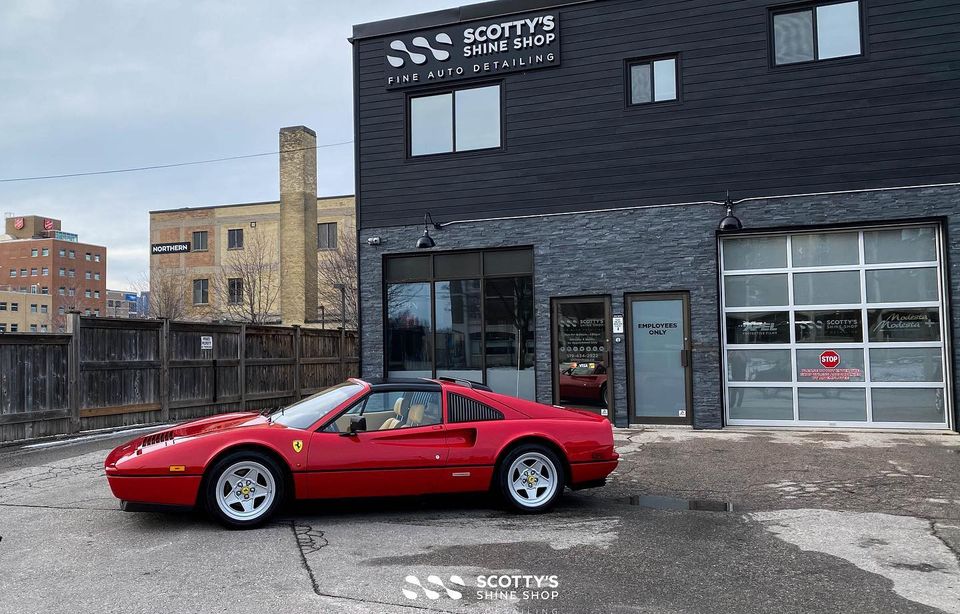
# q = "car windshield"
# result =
<box><xmin>269</xmin><ymin>382</ymin><xmax>364</xmax><ymax>430</ymax></box>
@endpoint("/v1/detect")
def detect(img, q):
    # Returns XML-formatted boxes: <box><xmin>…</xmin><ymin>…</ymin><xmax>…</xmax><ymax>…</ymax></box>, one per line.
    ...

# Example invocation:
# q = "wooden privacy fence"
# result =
<box><xmin>0</xmin><ymin>315</ymin><xmax>359</xmax><ymax>443</ymax></box>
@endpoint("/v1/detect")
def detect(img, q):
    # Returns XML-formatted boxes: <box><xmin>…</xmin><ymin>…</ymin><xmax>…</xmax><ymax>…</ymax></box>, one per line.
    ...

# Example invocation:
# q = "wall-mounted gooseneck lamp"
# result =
<box><xmin>416</xmin><ymin>212</ymin><xmax>442</xmax><ymax>249</ymax></box>
<box><xmin>718</xmin><ymin>192</ymin><xmax>743</xmax><ymax>232</ymax></box>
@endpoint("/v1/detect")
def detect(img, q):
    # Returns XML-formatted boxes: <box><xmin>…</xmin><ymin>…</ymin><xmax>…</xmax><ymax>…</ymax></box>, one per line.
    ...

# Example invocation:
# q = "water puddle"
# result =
<box><xmin>626</xmin><ymin>494</ymin><xmax>734</xmax><ymax>512</ymax></box>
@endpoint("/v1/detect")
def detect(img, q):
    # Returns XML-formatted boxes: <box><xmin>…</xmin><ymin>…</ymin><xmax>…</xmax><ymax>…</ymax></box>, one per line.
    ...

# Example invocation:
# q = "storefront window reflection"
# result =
<box><xmin>485</xmin><ymin>277</ymin><xmax>535</xmax><ymax>400</ymax></box>
<box><xmin>386</xmin><ymin>283</ymin><xmax>432</xmax><ymax>378</ymax></box>
<box><xmin>435</xmin><ymin>279</ymin><xmax>483</xmax><ymax>382</ymax></box>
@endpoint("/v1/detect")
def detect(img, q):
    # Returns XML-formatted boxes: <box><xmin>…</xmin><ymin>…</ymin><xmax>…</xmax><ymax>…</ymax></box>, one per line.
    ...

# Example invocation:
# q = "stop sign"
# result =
<box><xmin>819</xmin><ymin>350</ymin><xmax>841</xmax><ymax>369</ymax></box>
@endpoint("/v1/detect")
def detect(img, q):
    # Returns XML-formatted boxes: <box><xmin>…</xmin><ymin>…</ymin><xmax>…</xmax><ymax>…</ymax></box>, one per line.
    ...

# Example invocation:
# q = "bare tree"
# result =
<box><xmin>135</xmin><ymin>269</ymin><xmax>186</xmax><ymax>321</ymax></box>
<box><xmin>317</xmin><ymin>230</ymin><xmax>358</xmax><ymax>329</ymax></box>
<box><xmin>213</xmin><ymin>231</ymin><xmax>282</xmax><ymax>324</ymax></box>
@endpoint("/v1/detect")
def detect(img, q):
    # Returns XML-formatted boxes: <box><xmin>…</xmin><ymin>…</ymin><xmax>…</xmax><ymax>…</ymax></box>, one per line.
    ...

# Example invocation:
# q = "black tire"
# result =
<box><xmin>204</xmin><ymin>450</ymin><xmax>286</xmax><ymax>529</ymax></box>
<box><xmin>600</xmin><ymin>384</ymin><xmax>608</xmax><ymax>407</ymax></box>
<box><xmin>497</xmin><ymin>443</ymin><xmax>565</xmax><ymax>514</ymax></box>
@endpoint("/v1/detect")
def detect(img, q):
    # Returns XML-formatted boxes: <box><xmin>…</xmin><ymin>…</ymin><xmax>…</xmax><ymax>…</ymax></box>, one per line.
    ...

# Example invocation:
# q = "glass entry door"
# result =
<box><xmin>627</xmin><ymin>293</ymin><xmax>692</xmax><ymax>424</ymax></box>
<box><xmin>552</xmin><ymin>297</ymin><xmax>613</xmax><ymax>420</ymax></box>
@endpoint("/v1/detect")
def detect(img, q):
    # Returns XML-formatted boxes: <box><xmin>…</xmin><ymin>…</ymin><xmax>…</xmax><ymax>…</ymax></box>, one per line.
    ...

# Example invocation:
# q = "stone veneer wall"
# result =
<box><xmin>358</xmin><ymin>185</ymin><xmax>960</xmax><ymax>429</ymax></box>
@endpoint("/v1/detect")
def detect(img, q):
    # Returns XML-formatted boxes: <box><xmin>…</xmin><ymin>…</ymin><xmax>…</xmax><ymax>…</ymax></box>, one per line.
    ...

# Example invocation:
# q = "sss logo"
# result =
<box><xmin>387</xmin><ymin>33</ymin><xmax>453</xmax><ymax>68</ymax></box>
<box><xmin>402</xmin><ymin>575</ymin><xmax>466</xmax><ymax>600</ymax></box>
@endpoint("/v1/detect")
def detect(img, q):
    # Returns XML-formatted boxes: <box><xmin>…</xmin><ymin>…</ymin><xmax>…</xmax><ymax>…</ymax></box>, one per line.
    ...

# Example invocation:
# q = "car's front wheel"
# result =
<box><xmin>205</xmin><ymin>450</ymin><xmax>284</xmax><ymax>529</ymax></box>
<box><xmin>498</xmin><ymin>444</ymin><xmax>565</xmax><ymax>513</ymax></box>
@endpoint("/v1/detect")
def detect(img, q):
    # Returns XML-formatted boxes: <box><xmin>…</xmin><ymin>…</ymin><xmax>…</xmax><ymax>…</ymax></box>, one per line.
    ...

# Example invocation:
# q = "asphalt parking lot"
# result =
<box><xmin>1</xmin><ymin>427</ymin><xmax>959</xmax><ymax>614</ymax></box>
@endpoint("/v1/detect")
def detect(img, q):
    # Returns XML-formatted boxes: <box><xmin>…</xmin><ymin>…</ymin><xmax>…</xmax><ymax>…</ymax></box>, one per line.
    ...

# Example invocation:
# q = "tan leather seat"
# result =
<box><xmin>403</xmin><ymin>404</ymin><xmax>425</xmax><ymax>428</ymax></box>
<box><xmin>379</xmin><ymin>397</ymin><xmax>405</xmax><ymax>430</ymax></box>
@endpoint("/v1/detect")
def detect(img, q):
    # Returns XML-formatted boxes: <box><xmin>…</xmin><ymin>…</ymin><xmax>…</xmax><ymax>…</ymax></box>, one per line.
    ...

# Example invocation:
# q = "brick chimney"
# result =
<box><xmin>279</xmin><ymin>126</ymin><xmax>318</xmax><ymax>325</ymax></box>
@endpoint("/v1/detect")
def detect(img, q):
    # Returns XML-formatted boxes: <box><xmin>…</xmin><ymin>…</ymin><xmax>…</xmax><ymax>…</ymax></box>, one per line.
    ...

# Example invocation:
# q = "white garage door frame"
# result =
<box><xmin>720</xmin><ymin>221</ymin><xmax>953</xmax><ymax>430</ymax></box>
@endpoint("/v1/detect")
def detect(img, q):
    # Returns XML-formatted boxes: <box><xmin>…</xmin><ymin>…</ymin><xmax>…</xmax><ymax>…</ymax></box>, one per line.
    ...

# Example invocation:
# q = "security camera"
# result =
<box><xmin>366</xmin><ymin>237</ymin><xmax>382</xmax><ymax>246</ymax></box>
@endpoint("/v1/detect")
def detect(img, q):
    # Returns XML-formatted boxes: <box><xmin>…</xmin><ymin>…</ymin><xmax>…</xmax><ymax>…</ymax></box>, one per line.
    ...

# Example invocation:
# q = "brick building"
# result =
<box><xmin>0</xmin><ymin>215</ymin><xmax>107</xmax><ymax>331</ymax></box>
<box><xmin>149</xmin><ymin>126</ymin><xmax>356</xmax><ymax>326</ymax></box>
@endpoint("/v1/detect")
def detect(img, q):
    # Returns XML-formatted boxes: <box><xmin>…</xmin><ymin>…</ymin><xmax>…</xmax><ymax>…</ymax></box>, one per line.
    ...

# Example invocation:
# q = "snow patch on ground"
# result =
<box><xmin>749</xmin><ymin>508</ymin><xmax>960</xmax><ymax>613</ymax></box>
<box><xmin>615</xmin><ymin>427</ymin><xmax>960</xmax><ymax>450</ymax></box>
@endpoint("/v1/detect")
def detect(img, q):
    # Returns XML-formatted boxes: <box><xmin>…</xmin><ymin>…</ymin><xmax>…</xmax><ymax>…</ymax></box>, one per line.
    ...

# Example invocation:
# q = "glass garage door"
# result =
<box><xmin>721</xmin><ymin>225</ymin><xmax>951</xmax><ymax>429</ymax></box>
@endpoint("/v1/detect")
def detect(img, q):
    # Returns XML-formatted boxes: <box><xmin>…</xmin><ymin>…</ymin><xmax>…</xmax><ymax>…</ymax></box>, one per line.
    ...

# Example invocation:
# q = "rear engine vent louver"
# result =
<box><xmin>448</xmin><ymin>393</ymin><xmax>504</xmax><ymax>423</ymax></box>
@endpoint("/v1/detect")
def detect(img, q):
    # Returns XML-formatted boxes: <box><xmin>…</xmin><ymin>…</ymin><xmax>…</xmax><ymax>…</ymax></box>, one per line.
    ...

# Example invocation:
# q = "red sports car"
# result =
<box><xmin>105</xmin><ymin>377</ymin><xmax>618</xmax><ymax>528</ymax></box>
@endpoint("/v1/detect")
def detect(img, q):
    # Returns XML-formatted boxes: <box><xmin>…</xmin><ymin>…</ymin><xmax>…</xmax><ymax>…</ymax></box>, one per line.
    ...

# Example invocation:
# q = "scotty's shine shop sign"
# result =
<box><xmin>384</xmin><ymin>12</ymin><xmax>559</xmax><ymax>89</ymax></box>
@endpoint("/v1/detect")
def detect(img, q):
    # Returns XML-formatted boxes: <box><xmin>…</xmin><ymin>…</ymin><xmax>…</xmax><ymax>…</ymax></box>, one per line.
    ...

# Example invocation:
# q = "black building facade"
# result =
<box><xmin>352</xmin><ymin>0</ymin><xmax>959</xmax><ymax>430</ymax></box>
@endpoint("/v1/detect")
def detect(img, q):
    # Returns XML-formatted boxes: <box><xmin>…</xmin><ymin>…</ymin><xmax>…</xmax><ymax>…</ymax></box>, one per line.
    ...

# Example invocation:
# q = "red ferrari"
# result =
<box><xmin>105</xmin><ymin>377</ymin><xmax>618</xmax><ymax>528</ymax></box>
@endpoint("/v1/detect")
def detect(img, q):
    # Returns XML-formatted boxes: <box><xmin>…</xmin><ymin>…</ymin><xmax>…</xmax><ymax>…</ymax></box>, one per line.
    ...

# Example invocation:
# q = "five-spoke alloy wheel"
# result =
<box><xmin>205</xmin><ymin>451</ymin><xmax>284</xmax><ymax>529</ymax></box>
<box><xmin>498</xmin><ymin>444</ymin><xmax>565</xmax><ymax>513</ymax></box>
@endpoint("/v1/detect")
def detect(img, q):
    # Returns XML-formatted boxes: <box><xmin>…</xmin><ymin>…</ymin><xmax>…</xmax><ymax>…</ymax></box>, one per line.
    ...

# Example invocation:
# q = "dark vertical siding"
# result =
<box><xmin>356</xmin><ymin>0</ymin><xmax>960</xmax><ymax>228</ymax></box>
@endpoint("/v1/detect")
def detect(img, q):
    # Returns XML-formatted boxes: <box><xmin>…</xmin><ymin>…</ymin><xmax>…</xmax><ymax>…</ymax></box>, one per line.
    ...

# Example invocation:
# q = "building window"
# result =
<box><xmin>0</xmin><ymin>324</ymin><xmax>5</xmax><ymax>333</ymax></box>
<box><xmin>773</xmin><ymin>1</ymin><xmax>862</xmax><ymax>66</ymax></box>
<box><xmin>59</xmin><ymin>249</ymin><xmax>65</xmax><ymax>257</ymax></box>
<box><xmin>628</xmin><ymin>56</ymin><xmax>679</xmax><ymax>105</ymax></box>
<box><xmin>94</xmin><ymin>291</ymin><xmax>100</xmax><ymax>299</ymax></box>
<box><xmin>58</xmin><ymin>306</ymin><xmax>64</xmax><ymax>315</ymax></box>
<box><xmin>227</xmin><ymin>278</ymin><xmax>243</xmax><ymax>304</ymax></box>
<box><xmin>94</xmin><ymin>254</ymin><xmax>101</xmax><ymax>262</ymax></box>
<box><xmin>30</xmin><ymin>268</ymin><xmax>38</xmax><ymax>276</ymax></box>
<box><xmin>84</xmin><ymin>309</ymin><xmax>91</xmax><ymax>316</ymax></box>
<box><xmin>227</xmin><ymin>228</ymin><xmax>244</xmax><ymax>250</ymax></box>
<box><xmin>384</xmin><ymin>249</ymin><xmax>535</xmax><ymax>399</ymax></box>
<box><xmin>94</xmin><ymin>310</ymin><xmax>100</xmax><ymax>317</ymax></box>
<box><xmin>58</xmin><ymin>287</ymin><xmax>65</xmax><ymax>295</ymax></box>
<box><xmin>42</xmin><ymin>248</ymin><xmax>49</xmax><ymax>256</ymax></box>
<box><xmin>40</xmin><ymin>305</ymin><xmax>48</xmax><ymax>314</ymax></box>
<box><xmin>10</xmin><ymin>324</ymin><xmax>17</xmax><ymax>332</ymax></box>
<box><xmin>40</xmin><ymin>325</ymin><xmax>48</xmax><ymax>333</ymax></box>
<box><xmin>41</xmin><ymin>287</ymin><xmax>48</xmax><ymax>294</ymax></box>
<box><xmin>85</xmin><ymin>271</ymin><xmax>91</xmax><ymax>280</ymax></box>
<box><xmin>0</xmin><ymin>302</ymin><xmax>5</xmax><ymax>311</ymax></box>
<box><xmin>193</xmin><ymin>279</ymin><xmax>209</xmax><ymax>304</ymax></box>
<box><xmin>94</xmin><ymin>272</ymin><xmax>100</xmax><ymax>281</ymax></box>
<box><xmin>9</xmin><ymin>269</ymin><xmax>14</xmax><ymax>277</ymax></box>
<box><xmin>192</xmin><ymin>230</ymin><xmax>208</xmax><ymax>251</ymax></box>
<box><xmin>42</xmin><ymin>267</ymin><xmax>48</xmax><ymax>276</ymax></box>
<box><xmin>59</xmin><ymin>268</ymin><xmax>65</xmax><ymax>277</ymax></box>
<box><xmin>31</xmin><ymin>248</ymin><xmax>38</xmax><ymax>257</ymax></box>
<box><xmin>10</xmin><ymin>303</ymin><xmax>18</xmax><ymax>312</ymax></box>
<box><xmin>69</xmin><ymin>250</ymin><xmax>75</xmax><ymax>259</ymax></box>
<box><xmin>409</xmin><ymin>84</ymin><xmax>502</xmax><ymax>156</ymax></box>
<box><xmin>30</xmin><ymin>324</ymin><xmax>37</xmax><ymax>333</ymax></box>
<box><xmin>85</xmin><ymin>253</ymin><xmax>91</xmax><ymax>261</ymax></box>
<box><xmin>85</xmin><ymin>290</ymin><xmax>91</xmax><ymax>298</ymax></box>
<box><xmin>318</xmin><ymin>222</ymin><xmax>338</xmax><ymax>250</ymax></box>
<box><xmin>68</xmin><ymin>269</ymin><xmax>75</xmax><ymax>278</ymax></box>
<box><xmin>20</xmin><ymin>268</ymin><xmax>27</xmax><ymax>276</ymax></box>
<box><xmin>68</xmin><ymin>288</ymin><xmax>75</xmax><ymax>297</ymax></box>
<box><xmin>721</xmin><ymin>224</ymin><xmax>948</xmax><ymax>427</ymax></box>
<box><xmin>31</xmin><ymin>304</ymin><xmax>38</xmax><ymax>313</ymax></box>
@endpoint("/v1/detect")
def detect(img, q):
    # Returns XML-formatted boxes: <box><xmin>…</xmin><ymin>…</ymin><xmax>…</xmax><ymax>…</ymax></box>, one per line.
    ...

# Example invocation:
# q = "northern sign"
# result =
<box><xmin>151</xmin><ymin>242</ymin><xmax>191</xmax><ymax>255</ymax></box>
<box><xmin>384</xmin><ymin>11</ymin><xmax>560</xmax><ymax>89</ymax></box>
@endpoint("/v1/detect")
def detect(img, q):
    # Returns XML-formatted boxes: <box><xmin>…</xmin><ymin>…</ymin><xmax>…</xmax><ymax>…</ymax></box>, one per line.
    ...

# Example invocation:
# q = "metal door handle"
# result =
<box><xmin>680</xmin><ymin>349</ymin><xmax>691</xmax><ymax>368</ymax></box>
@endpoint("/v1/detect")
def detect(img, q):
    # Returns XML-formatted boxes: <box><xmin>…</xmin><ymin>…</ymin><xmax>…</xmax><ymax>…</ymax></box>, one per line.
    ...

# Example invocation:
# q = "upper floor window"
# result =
<box><xmin>31</xmin><ymin>248</ymin><xmax>38</xmax><ymax>257</ymax></box>
<box><xmin>227</xmin><ymin>278</ymin><xmax>244</xmax><ymax>305</ymax></box>
<box><xmin>41</xmin><ymin>248</ymin><xmax>49</xmax><ymax>257</ymax></box>
<box><xmin>94</xmin><ymin>254</ymin><xmax>101</xmax><ymax>262</ymax></box>
<box><xmin>318</xmin><ymin>222</ymin><xmax>338</xmax><ymax>250</ymax></box>
<box><xmin>628</xmin><ymin>56</ymin><xmax>679</xmax><ymax>105</ymax></box>
<box><xmin>58</xmin><ymin>249</ymin><xmax>65</xmax><ymax>257</ymax></box>
<box><xmin>409</xmin><ymin>84</ymin><xmax>501</xmax><ymax>157</ymax></box>
<box><xmin>69</xmin><ymin>250</ymin><xmax>75</xmax><ymax>259</ymax></box>
<box><xmin>193</xmin><ymin>230</ymin><xmax>209</xmax><ymax>251</ymax></box>
<box><xmin>193</xmin><ymin>279</ymin><xmax>209</xmax><ymax>305</ymax></box>
<box><xmin>773</xmin><ymin>1</ymin><xmax>862</xmax><ymax>66</ymax></box>
<box><xmin>85</xmin><ymin>253</ymin><xmax>91</xmax><ymax>261</ymax></box>
<box><xmin>227</xmin><ymin>228</ymin><xmax>244</xmax><ymax>250</ymax></box>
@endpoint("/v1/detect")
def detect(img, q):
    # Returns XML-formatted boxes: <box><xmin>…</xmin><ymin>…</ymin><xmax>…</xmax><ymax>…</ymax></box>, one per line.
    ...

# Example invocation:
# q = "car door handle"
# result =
<box><xmin>431</xmin><ymin>425</ymin><xmax>442</xmax><ymax>431</ymax></box>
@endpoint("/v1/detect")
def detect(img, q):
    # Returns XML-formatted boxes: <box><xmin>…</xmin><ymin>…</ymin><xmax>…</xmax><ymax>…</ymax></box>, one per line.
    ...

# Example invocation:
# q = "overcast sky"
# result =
<box><xmin>0</xmin><ymin>0</ymin><xmax>461</xmax><ymax>290</ymax></box>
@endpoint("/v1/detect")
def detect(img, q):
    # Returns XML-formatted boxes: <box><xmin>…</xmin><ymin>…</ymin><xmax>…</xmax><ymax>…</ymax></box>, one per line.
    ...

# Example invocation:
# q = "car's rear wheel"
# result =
<box><xmin>205</xmin><ymin>451</ymin><xmax>284</xmax><ymax>529</ymax></box>
<box><xmin>498</xmin><ymin>444</ymin><xmax>564</xmax><ymax>513</ymax></box>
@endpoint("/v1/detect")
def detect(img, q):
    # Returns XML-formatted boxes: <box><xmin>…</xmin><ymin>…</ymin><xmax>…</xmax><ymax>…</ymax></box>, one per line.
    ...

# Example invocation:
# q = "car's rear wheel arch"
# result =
<box><xmin>492</xmin><ymin>436</ymin><xmax>571</xmax><ymax>490</ymax></box>
<box><xmin>198</xmin><ymin>444</ymin><xmax>295</xmax><ymax>508</ymax></box>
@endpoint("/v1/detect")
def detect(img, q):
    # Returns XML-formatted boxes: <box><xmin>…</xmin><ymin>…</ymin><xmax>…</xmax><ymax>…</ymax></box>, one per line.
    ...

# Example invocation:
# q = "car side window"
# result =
<box><xmin>321</xmin><ymin>390</ymin><xmax>443</xmax><ymax>432</ymax></box>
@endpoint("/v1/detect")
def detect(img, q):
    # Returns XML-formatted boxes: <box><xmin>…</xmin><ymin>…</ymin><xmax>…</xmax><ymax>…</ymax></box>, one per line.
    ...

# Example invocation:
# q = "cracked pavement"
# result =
<box><xmin>0</xmin><ymin>428</ymin><xmax>959</xmax><ymax>613</ymax></box>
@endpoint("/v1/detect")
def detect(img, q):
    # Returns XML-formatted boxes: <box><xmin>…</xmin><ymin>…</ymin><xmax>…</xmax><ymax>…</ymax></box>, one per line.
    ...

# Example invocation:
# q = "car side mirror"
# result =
<box><xmin>342</xmin><ymin>416</ymin><xmax>366</xmax><ymax>437</ymax></box>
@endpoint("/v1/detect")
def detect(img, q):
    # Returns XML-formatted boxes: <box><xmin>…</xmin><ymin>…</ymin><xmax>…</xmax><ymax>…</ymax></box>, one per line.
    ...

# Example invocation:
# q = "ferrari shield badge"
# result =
<box><xmin>292</xmin><ymin>440</ymin><xmax>303</xmax><ymax>454</ymax></box>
